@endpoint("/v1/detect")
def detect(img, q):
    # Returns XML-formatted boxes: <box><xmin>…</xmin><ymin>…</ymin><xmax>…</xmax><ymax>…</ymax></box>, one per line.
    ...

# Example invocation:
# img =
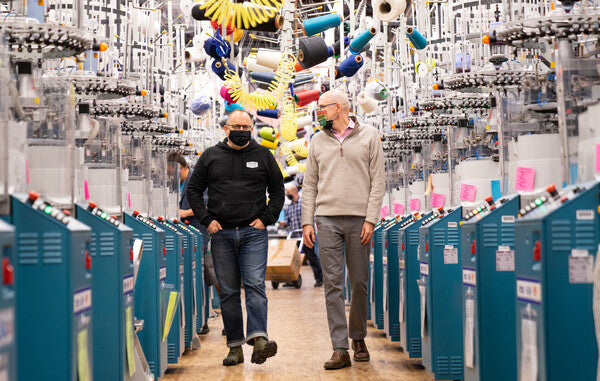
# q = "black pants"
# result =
<box><xmin>302</xmin><ymin>244</ymin><xmax>323</xmax><ymax>283</ymax></box>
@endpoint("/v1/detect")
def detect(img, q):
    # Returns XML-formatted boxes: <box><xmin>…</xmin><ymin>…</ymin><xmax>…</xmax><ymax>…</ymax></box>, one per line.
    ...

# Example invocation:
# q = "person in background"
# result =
<box><xmin>280</xmin><ymin>184</ymin><xmax>323</xmax><ymax>287</ymax></box>
<box><xmin>167</xmin><ymin>151</ymin><xmax>218</xmax><ymax>335</ymax></box>
<box><xmin>301</xmin><ymin>90</ymin><xmax>385</xmax><ymax>370</ymax></box>
<box><xmin>186</xmin><ymin>109</ymin><xmax>285</xmax><ymax>366</ymax></box>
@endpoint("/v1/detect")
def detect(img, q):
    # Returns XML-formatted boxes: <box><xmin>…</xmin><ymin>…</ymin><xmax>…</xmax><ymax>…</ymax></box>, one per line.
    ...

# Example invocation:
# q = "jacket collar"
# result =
<box><xmin>323</xmin><ymin>115</ymin><xmax>361</xmax><ymax>139</ymax></box>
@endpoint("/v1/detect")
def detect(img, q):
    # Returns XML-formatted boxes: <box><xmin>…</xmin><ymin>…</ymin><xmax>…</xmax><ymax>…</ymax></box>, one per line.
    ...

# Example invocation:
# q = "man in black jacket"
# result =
<box><xmin>187</xmin><ymin>109</ymin><xmax>285</xmax><ymax>366</ymax></box>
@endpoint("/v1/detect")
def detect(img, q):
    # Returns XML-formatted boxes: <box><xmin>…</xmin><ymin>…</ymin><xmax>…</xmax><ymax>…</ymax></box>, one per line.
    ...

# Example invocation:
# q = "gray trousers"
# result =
<box><xmin>315</xmin><ymin>216</ymin><xmax>370</xmax><ymax>350</ymax></box>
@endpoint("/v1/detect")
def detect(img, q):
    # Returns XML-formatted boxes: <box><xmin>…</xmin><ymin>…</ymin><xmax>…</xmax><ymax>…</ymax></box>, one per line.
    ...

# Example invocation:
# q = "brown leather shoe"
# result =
<box><xmin>352</xmin><ymin>339</ymin><xmax>370</xmax><ymax>362</ymax></box>
<box><xmin>324</xmin><ymin>350</ymin><xmax>351</xmax><ymax>370</ymax></box>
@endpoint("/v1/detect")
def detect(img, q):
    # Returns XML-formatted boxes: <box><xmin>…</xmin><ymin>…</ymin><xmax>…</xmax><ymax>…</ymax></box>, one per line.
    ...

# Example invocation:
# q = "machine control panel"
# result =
<box><xmin>517</xmin><ymin>184</ymin><xmax>562</xmax><ymax>217</ymax></box>
<box><xmin>132</xmin><ymin>210</ymin><xmax>158</xmax><ymax>229</ymax></box>
<box><xmin>463</xmin><ymin>196</ymin><xmax>495</xmax><ymax>221</ymax></box>
<box><xmin>87</xmin><ymin>201</ymin><xmax>120</xmax><ymax>226</ymax></box>
<box><xmin>27</xmin><ymin>191</ymin><xmax>70</xmax><ymax>225</ymax></box>
<box><xmin>421</xmin><ymin>207</ymin><xmax>445</xmax><ymax>225</ymax></box>
<box><xmin>399</xmin><ymin>213</ymin><xmax>419</xmax><ymax>228</ymax></box>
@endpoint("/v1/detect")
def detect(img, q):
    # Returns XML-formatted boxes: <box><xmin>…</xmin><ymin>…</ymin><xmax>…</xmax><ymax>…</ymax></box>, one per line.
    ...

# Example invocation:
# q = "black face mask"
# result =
<box><xmin>228</xmin><ymin>130</ymin><xmax>251</xmax><ymax>146</ymax></box>
<box><xmin>286</xmin><ymin>194</ymin><xmax>294</xmax><ymax>201</ymax></box>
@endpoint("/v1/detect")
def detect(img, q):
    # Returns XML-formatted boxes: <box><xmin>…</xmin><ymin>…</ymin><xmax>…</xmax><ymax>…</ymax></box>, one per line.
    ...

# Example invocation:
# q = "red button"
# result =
<box><xmin>130</xmin><ymin>248</ymin><xmax>134</xmax><ymax>261</ymax></box>
<box><xmin>402</xmin><ymin>241</ymin><xmax>405</xmax><ymax>250</ymax></box>
<box><xmin>194</xmin><ymin>246</ymin><xmax>197</xmax><ymax>252</ymax></box>
<box><xmin>471</xmin><ymin>240</ymin><xmax>476</xmax><ymax>254</ymax></box>
<box><xmin>182</xmin><ymin>248</ymin><xmax>185</xmax><ymax>255</ymax></box>
<box><xmin>2</xmin><ymin>258</ymin><xmax>14</xmax><ymax>286</ymax></box>
<box><xmin>163</xmin><ymin>247</ymin><xmax>167</xmax><ymax>255</ymax></box>
<box><xmin>425</xmin><ymin>240</ymin><xmax>429</xmax><ymax>251</ymax></box>
<box><xmin>88</xmin><ymin>201</ymin><xmax>97</xmax><ymax>209</ymax></box>
<box><xmin>85</xmin><ymin>251</ymin><xmax>92</xmax><ymax>269</ymax></box>
<box><xmin>28</xmin><ymin>190</ymin><xmax>40</xmax><ymax>202</ymax></box>
<box><xmin>533</xmin><ymin>241</ymin><xmax>541</xmax><ymax>261</ymax></box>
<box><xmin>385</xmin><ymin>241</ymin><xmax>387</xmax><ymax>248</ymax></box>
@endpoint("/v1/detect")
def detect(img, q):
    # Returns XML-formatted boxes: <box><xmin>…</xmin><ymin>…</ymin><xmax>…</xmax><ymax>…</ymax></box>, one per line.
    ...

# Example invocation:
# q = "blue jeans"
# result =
<box><xmin>210</xmin><ymin>226</ymin><xmax>269</xmax><ymax>347</ymax></box>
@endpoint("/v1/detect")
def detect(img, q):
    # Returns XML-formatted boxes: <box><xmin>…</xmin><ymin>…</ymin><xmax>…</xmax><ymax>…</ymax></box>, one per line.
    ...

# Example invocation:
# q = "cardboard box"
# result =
<box><xmin>266</xmin><ymin>239</ymin><xmax>302</xmax><ymax>283</ymax></box>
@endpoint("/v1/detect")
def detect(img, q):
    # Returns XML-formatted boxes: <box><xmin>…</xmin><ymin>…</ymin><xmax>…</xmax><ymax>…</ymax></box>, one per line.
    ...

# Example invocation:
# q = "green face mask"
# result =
<box><xmin>317</xmin><ymin>113</ymin><xmax>333</xmax><ymax>130</ymax></box>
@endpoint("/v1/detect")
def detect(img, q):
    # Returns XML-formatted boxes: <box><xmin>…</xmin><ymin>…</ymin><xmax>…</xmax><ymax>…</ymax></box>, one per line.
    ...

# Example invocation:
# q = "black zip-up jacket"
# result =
<box><xmin>187</xmin><ymin>139</ymin><xmax>285</xmax><ymax>229</ymax></box>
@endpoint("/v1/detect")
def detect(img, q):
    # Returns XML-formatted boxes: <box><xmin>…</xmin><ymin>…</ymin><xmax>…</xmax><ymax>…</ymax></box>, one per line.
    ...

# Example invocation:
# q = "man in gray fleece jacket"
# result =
<box><xmin>301</xmin><ymin>90</ymin><xmax>385</xmax><ymax>370</ymax></box>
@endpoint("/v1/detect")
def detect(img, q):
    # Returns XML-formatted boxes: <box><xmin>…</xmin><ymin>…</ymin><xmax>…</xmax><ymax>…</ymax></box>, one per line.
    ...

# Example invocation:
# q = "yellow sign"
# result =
<box><xmin>77</xmin><ymin>329</ymin><xmax>91</xmax><ymax>381</ymax></box>
<box><xmin>125</xmin><ymin>306</ymin><xmax>136</xmax><ymax>376</ymax></box>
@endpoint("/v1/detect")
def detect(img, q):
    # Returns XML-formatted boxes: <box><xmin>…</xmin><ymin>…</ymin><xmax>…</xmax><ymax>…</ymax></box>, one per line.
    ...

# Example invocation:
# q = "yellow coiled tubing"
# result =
<box><xmin>279</xmin><ymin>97</ymin><xmax>298</xmax><ymax>142</ymax></box>
<box><xmin>281</xmin><ymin>143</ymin><xmax>298</xmax><ymax>166</ymax></box>
<box><xmin>290</xmin><ymin>139</ymin><xmax>308</xmax><ymax>158</ymax></box>
<box><xmin>223</xmin><ymin>52</ymin><xmax>296</xmax><ymax>111</ymax></box>
<box><xmin>200</xmin><ymin>0</ymin><xmax>283</xmax><ymax>30</ymax></box>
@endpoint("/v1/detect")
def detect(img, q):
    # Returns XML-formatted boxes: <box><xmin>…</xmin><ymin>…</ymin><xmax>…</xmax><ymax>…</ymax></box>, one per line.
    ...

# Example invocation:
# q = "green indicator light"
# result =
<box><xmin>44</xmin><ymin>206</ymin><xmax>53</xmax><ymax>214</ymax></box>
<box><xmin>101</xmin><ymin>212</ymin><xmax>107</xmax><ymax>219</ymax></box>
<box><xmin>142</xmin><ymin>218</ymin><xmax>147</xmax><ymax>223</ymax></box>
<box><xmin>535</xmin><ymin>199</ymin><xmax>542</xmax><ymax>206</ymax></box>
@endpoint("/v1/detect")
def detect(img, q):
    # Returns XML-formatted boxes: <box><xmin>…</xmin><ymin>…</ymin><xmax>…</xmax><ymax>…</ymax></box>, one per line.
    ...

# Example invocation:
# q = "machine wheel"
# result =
<box><xmin>294</xmin><ymin>274</ymin><xmax>302</xmax><ymax>289</ymax></box>
<box><xmin>272</xmin><ymin>281</ymin><xmax>279</xmax><ymax>289</ymax></box>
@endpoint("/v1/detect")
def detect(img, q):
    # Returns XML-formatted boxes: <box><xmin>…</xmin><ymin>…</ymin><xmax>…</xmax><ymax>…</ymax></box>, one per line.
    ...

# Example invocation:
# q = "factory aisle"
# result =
<box><xmin>164</xmin><ymin>267</ymin><xmax>431</xmax><ymax>381</ymax></box>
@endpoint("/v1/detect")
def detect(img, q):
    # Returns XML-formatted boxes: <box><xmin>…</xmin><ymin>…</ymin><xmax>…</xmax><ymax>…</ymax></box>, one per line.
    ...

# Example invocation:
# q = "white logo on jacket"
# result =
<box><xmin>246</xmin><ymin>161</ymin><xmax>258</xmax><ymax>168</ymax></box>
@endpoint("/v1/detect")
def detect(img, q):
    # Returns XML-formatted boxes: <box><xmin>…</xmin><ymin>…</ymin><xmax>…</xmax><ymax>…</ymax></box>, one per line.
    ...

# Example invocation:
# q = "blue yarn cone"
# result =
<box><xmin>339</xmin><ymin>54</ymin><xmax>364</xmax><ymax>77</ymax></box>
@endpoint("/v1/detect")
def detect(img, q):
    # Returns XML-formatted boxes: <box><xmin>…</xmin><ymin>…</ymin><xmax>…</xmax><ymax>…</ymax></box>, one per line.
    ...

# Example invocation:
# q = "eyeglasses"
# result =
<box><xmin>317</xmin><ymin>103</ymin><xmax>337</xmax><ymax>112</ymax></box>
<box><xmin>226</xmin><ymin>124</ymin><xmax>253</xmax><ymax>131</ymax></box>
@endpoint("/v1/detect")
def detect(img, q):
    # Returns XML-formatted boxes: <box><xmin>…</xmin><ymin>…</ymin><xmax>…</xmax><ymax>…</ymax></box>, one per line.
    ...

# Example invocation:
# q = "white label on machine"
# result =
<box><xmin>383</xmin><ymin>257</ymin><xmax>387</xmax><ymax>265</ymax></box>
<box><xmin>418</xmin><ymin>281</ymin><xmax>426</xmax><ymax>338</ymax></box>
<box><xmin>123</xmin><ymin>275</ymin><xmax>134</xmax><ymax>294</ymax></box>
<box><xmin>399</xmin><ymin>259</ymin><xmax>405</xmax><ymax>270</ymax></box>
<box><xmin>444</xmin><ymin>246</ymin><xmax>458</xmax><ymax>264</ymax></box>
<box><xmin>516</xmin><ymin>279</ymin><xmax>542</xmax><ymax>303</ymax></box>
<box><xmin>496</xmin><ymin>249</ymin><xmax>515</xmax><ymax>271</ymax></box>
<box><xmin>571</xmin><ymin>249</ymin><xmax>589</xmax><ymax>257</ymax></box>
<box><xmin>370</xmin><ymin>254</ymin><xmax>374</xmax><ymax>263</ymax></box>
<box><xmin>501</xmin><ymin>215</ymin><xmax>515</xmax><ymax>223</ymax></box>
<box><xmin>74</xmin><ymin>288</ymin><xmax>92</xmax><ymax>314</ymax></box>
<box><xmin>463</xmin><ymin>269</ymin><xmax>476</xmax><ymax>286</ymax></box>
<box><xmin>569</xmin><ymin>255</ymin><xmax>594</xmax><ymax>283</ymax></box>
<box><xmin>160</xmin><ymin>266</ymin><xmax>167</xmax><ymax>280</ymax></box>
<box><xmin>193</xmin><ymin>260</ymin><xmax>196</xmax><ymax>270</ymax></box>
<box><xmin>420</xmin><ymin>262</ymin><xmax>429</xmax><ymax>276</ymax></box>
<box><xmin>0</xmin><ymin>309</ymin><xmax>14</xmax><ymax>348</ymax></box>
<box><xmin>448</xmin><ymin>222</ymin><xmax>458</xmax><ymax>228</ymax></box>
<box><xmin>464</xmin><ymin>298</ymin><xmax>475</xmax><ymax>368</ymax></box>
<box><xmin>576</xmin><ymin>210</ymin><xmax>594</xmax><ymax>220</ymax></box>
<box><xmin>399</xmin><ymin>276</ymin><xmax>405</xmax><ymax>323</ymax></box>
<box><xmin>520</xmin><ymin>315</ymin><xmax>538</xmax><ymax>381</ymax></box>
<box><xmin>180</xmin><ymin>264</ymin><xmax>184</xmax><ymax>275</ymax></box>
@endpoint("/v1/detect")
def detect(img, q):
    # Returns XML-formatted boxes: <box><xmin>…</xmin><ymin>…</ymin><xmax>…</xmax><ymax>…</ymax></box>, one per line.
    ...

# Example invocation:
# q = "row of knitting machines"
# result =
<box><xmin>365</xmin><ymin>180</ymin><xmax>600</xmax><ymax>381</ymax></box>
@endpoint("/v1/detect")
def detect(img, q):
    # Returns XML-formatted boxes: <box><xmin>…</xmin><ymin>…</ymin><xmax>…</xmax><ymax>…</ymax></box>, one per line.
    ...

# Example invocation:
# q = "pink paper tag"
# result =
<box><xmin>83</xmin><ymin>180</ymin><xmax>90</xmax><ymax>200</ymax></box>
<box><xmin>128</xmin><ymin>192</ymin><xmax>131</xmax><ymax>208</ymax></box>
<box><xmin>596</xmin><ymin>144</ymin><xmax>600</xmax><ymax>172</ymax></box>
<box><xmin>430</xmin><ymin>193</ymin><xmax>445</xmax><ymax>208</ymax></box>
<box><xmin>515</xmin><ymin>166</ymin><xmax>536</xmax><ymax>191</ymax></box>
<box><xmin>409</xmin><ymin>198</ymin><xmax>421</xmax><ymax>211</ymax></box>
<box><xmin>25</xmin><ymin>159</ymin><xmax>29</xmax><ymax>185</ymax></box>
<box><xmin>393</xmin><ymin>203</ymin><xmax>405</xmax><ymax>215</ymax></box>
<box><xmin>459</xmin><ymin>183</ymin><xmax>477</xmax><ymax>201</ymax></box>
<box><xmin>380</xmin><ymin>205</ymin><xmax>390</xmax><ymax>218</ymax></box>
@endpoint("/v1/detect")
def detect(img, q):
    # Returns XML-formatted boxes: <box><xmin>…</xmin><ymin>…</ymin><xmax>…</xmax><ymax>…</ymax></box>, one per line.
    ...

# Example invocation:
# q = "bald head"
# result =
<box><xmin>319</xmin><ymin>90</ymin><xmax>350</xmax><ymax>112</ymax></box>
<box><xmin>226</xmin><ymin>109</ymin><xmax>253</xmax><ymax>126</ymax></box>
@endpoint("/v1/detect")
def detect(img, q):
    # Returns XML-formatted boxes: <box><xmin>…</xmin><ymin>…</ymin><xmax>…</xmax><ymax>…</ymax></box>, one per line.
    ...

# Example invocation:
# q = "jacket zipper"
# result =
<box><xmin>336</xmin><ymin>123</ymin><xmax>360</xmax><ymax>158</ymax></box>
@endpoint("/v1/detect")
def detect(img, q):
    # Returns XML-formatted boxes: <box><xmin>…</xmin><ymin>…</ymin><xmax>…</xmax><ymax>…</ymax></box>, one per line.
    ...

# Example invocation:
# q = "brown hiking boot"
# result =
<box><xmin>352</xmin><ymin>339</ymin><xmax>370</xmax><ymax>362</ymax></box>
<box><xmin>324</xmin><ymin>349</ymin><xmax>351</xmax><ymax>370</ymax></box>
